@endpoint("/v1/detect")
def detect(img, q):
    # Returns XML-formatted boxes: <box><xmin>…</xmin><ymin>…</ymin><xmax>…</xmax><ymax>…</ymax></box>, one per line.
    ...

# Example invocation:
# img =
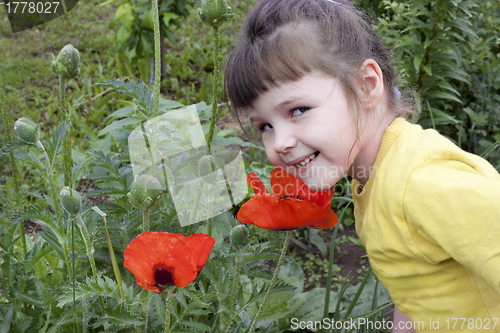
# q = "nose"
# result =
<box><xmin>273</xmin><ymin>127</ymin><xmax>297</xmax><ymax>154</ymax></box>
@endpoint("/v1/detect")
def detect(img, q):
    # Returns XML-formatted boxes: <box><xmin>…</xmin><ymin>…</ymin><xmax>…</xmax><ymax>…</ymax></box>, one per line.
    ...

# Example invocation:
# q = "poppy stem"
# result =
<box><xmin>248</xmin><ymin>230</ymin><xmax>292</xmax><ymax>333</ymax></box>
<box><xmin>206</xmin><ymin>26</ymin><xmax>220</xmax><ymax>155</ymax></box>
<box><xmin>142</xmin><ymin>290</ymin><xmax>150</xmax><ymax>332</ymax></box>
<box><xmin>224</xmin><ymin>253</ymin><xmax>242</xmax><ymax>331</ymax></box>
<box><xmin>35</xmin><ymin>139</ymin><xmax>62</xmax><ymax>221</ymax></box>
<box><xmin>0</xmin><ymin>78</ymin><xmax>25</xmax><ymax>258</ymax></box>
<box><xmin>165</xmin><ymin>286</ymin><xmax>175</xmax><ymax>333</ymax></box>
<box><xmin>143</xmin><ymin>210</ymin><xmax>150</xmax><ymax>233</ymax></box>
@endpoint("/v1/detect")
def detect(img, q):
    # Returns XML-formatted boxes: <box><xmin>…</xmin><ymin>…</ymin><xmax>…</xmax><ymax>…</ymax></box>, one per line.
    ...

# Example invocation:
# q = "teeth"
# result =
<box><xmin>295</xmin><ymin>153</ymin><xmax>318</xmax><ymax>168</ymax></box>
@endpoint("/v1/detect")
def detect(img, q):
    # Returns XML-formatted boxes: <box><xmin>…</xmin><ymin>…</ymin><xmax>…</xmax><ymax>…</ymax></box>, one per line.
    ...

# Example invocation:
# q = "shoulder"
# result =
<box><xmin>381</xmin><ymin>122</ymin><xmax>500</xmax><ymax>183</ymax></box>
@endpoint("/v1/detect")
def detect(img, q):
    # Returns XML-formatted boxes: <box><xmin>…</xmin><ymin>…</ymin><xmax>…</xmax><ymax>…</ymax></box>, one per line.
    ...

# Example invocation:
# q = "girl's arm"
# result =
<box><xmin>393</xmin><ymin>305</ymin><xmax>417</xmax><ymax>333</ymax></box>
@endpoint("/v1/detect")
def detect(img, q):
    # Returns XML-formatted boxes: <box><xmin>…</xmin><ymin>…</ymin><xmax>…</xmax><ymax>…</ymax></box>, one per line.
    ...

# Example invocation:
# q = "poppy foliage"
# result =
<box><xmin>124</xmin><ymin>232</ymin><xmax>215</xmax><ymax>293</ymax></box>
<box><xmin>237</xmin><ymin>168</ymin><xmax>338</xmax><ymax>230</ymax></box>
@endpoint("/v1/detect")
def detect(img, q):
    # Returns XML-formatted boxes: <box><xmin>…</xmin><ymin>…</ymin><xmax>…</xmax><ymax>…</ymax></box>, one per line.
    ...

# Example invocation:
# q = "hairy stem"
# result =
<box><xmin>60</xmin><ymin>77</ymin><xmax>73</xmax><ymax>187</ymax></box>
<box><xmin>206</xmin><ymin>26</ymin><xmax>220</xmax><ymax>155</ymax></box>
<box><xmin>151</xmin><ymin>0</ymin><xmax>161</xmax><ymax>119</ymax></box>
<box><xmin>248</xmin><ymin>230</ymin><xmax>292</xmax><ymax>333</ymax></box>
<box><xmin>203</xmin><ymin>26</ymin><xmax>221</xmax><ymax>237</ymax></box>
<box><xmin>143</xmin><ymin>210</ymin><xmax>150</xmax><ymax>233</ymax></box>
<box><xmin>76</xmin><ymin>215</ymin><xmax>98</xmax><ymax>282</ymax></box>
<box><xmin>165</xmin><ymin>286</ymin><xmax>175</xmax><ymax>333</ymax></box>
<box><xmin>35</xmin><ymin>139</ymin><xmax>61</xmax><ymax>220</ymax></box>
<box><xmin>142</xmin><ymin>290</ymin><xmax>150</xmax><ymax>333</ymax></box>
<box><xmin>0</xmin><ymin>77</ymin><xmax>25</xmax><ymax>258</ymax></box>
<box><xmin>224</xmin><ymin>253</ymin><xmax>242</xmax><ymax>331</ymax></box>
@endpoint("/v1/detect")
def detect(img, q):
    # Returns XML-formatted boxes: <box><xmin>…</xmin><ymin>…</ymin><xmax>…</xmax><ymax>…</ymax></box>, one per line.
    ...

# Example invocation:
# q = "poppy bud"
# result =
<box><xmin>51</xmin><ymin>44</ymin><xmax>80</xmax><ymax>80</ymax></box>
<box><xmin>14</xmin><ymin>117</ymin><xmax>39</xmax><ymax>144</ymax></box>
<box><xmin>127</xmin><ymin>175</ymin><xmax>163</xmax><ymax>211</ymax></box>
<box><xmin>230</xmin><ymin>224</ymin><xmax>249</xmax><ymax>248</ymax></box>
<box><xmin>60</xmin><ymin>186</ymin><xmax>82</xmax><ymax>215</ymax></box>
<box><xmin>198</xmin><ymin>0</ymin><xmax>234</xmax><ymax>27</ymax></box>
<box><xmin>198</xmin><ymin>154</ymin><xmax>219</xmax><ymax>184</ymax></box>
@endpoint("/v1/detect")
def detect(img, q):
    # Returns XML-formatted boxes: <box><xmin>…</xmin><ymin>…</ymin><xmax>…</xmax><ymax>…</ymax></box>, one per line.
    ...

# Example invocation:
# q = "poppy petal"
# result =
<box><xmin>302</xmin><ymin>187</ymin><xmax>334</xmax><ymax>209</ymax></box>
<box><xmin>124</xmin><ymin>232</ymin><xmax>198</xmax><ymax>291</ymax></box>
<box><xmin>270</xmin><ymin>168</ymin><xmax>333</xmax><ymax>208</ymax></box>
<box><xmin>307</xmin><ymin>208</ymin><xmax>338</xmax><ymax>229</ymax></box>
<box><xmin>237</xmin><ymin>195</ymin><xmax>329</xmax><ymax>230</ymax></box>
<box><xmin>247</xmin><ymin>172</ymin><xmax>269</xmax><ymax>195</ymax></box>
<box><xmin>270</xmin><ymin>168</ymin><xmax>300</xmax><ymax>197</ymax></box>
<box><xmin>184</xmin><ymin>233</ymin><xmax>216</xmax><ymax>272</ymax></box>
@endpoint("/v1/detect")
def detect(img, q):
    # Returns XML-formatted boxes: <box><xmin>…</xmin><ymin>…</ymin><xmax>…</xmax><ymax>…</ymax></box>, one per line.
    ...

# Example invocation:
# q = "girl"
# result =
<box><xmin>224</xmin><ymin>0</ymin><xmax>500</xmax><ymax>332</ymax></box>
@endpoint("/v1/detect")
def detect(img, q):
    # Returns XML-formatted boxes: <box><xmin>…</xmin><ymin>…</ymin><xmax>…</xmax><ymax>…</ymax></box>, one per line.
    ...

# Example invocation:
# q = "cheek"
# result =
<box><xmin>265</xmin><ymin>150</ymin><xmax>281</xmax><ymax>167</ymax></box>
<box><xmin>262</xmin><ymin>138</ymin><xmax>282</xmax><ymax>166</ymax></box>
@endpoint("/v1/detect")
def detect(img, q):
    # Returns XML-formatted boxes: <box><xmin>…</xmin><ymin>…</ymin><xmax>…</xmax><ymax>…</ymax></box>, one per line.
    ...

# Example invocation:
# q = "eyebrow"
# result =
<box><xmin>274</xmin><ymin>98</ymin><xmax>297</xmax><ymax>112</ymax></box>
<box><xmin>249</xmin><ymin>95</ymin><xmax>305</xmax><ymax>123</ymax></box>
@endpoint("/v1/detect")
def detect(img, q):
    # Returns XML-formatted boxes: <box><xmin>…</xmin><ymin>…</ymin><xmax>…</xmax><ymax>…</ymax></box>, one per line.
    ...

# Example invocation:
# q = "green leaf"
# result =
<box><xmin>105</xmin><ymin>105</ymin><xmax>135</xmax><ymax>121</ymax></box>
<box><xmin>413</xmin><ymin>53</ymin><xmax>423</xmax><ymax>73</ymax></box>
<box><xmin>98</xmin><ymin>117</ymin><xmax>141</xmax><ymax>137</ymax></box>
<box><xmin>162</xmin><ymin>12</ymin><xmax>180</xmax><ymax>27</ymax></box>
<box><xmin>44</xmin><ymin>121</ymin><xmax>70</xmax><ymax>166</ymax></box>
<box><xmin>0</xmin><ymin>140</ymin><xmax>32</xmax><ymax>155</ymax></box>
<box><xmin>25</xmin><ymin>244</ymin><xmax>54</xmax><ymax>272</ymax></box>
<box><xmin>0</xmin><ymin>305</ymin><xmax>14</xmax><ymax>333</ymax></box>
<box><xmin>178</xmin><ymin>320</ymin><xmax>211</xmax><ymax>331</ymax></box>
<box><xmin>96</xmin><ymin>207</ymin><xmax>124</xmax><ymax>304</ymax></box>
<box><xmin>427</xmin><ymin>90</ymin><xmax>462</xmax><ymax>104</ymax></box>
<box><xmin>308</xmin><ymin>229</ymin><xmax>327</xmax><ymax>256</ymax></box>
<box><xmin>96</xmin><ymin>79</ymin><xmax>152</xmax><ymax>115</ymax></box>
<box><xmin>116</xmin><ymin>26</ymin><xmax>132</xmax><ymax>46</ymax></box>
<box><xmin>140</xmin><ymin>9</ymin><xmax>155</xmax><ymax>30</ymax></box>
<box><xmin>140</xmin><ymin>34</ymin><xmax>154</xmax><ymax>57</ymax></box>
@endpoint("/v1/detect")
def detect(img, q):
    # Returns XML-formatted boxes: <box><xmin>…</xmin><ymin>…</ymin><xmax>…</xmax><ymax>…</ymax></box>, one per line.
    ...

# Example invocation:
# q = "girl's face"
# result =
<box><xmin>249</xmin><ymin>72</ymin><xmax>362</xmax><ymax>191</ymax></box>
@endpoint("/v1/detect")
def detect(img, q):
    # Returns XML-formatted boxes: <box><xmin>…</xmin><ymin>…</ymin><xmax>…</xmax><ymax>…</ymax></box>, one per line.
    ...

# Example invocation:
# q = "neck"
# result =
<box><xmin>348</xmin><ymin>111</ymin><xmax>397</xmax><ymax>185</ymax></box>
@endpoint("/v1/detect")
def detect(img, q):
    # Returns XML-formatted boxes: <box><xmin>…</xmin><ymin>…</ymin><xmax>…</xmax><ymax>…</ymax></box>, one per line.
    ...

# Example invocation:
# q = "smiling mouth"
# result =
<box><xmin>294</xmin><ymin>151</ymin><xmax>320</xmax><ymax>168</ymax></box>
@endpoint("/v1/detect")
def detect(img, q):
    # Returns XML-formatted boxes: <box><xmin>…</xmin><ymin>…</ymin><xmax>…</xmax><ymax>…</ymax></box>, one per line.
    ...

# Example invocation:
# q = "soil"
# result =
<box><xmin>288</xmin><ymin>225</ymin><xmax>367</xmax><ymax>291</ymax></box>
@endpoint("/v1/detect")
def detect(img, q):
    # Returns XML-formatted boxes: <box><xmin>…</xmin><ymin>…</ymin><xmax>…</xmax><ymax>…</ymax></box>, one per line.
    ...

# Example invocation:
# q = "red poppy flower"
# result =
<box><xmin>237</xmin><ymin>168</ymin><xmax>338</xmax><ymax>230</ymax></box>
<box><xmin>124</xmin><ymin>232</ymin><xmax>215</xmax><ymax>293</ymax></box>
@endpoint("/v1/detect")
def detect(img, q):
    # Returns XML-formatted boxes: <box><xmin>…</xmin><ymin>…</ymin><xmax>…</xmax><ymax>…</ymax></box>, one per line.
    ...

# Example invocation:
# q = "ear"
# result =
<box><xmin>358</xmin><ymin>59</ymin><xmax>384</xmax><ymax>110</ymax></box>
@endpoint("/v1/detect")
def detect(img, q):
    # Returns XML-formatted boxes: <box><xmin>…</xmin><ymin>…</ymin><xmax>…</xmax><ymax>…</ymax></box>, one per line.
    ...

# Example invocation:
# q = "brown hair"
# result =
<box><xmin>224</xmin><ymin>0</ymin><xmax>413</xmax><ymax>135</ymax></box>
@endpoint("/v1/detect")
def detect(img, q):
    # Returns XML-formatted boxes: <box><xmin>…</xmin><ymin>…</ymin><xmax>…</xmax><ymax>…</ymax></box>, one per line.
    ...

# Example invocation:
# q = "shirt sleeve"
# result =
<box><xmin>402</xmin><ymin>158</ymin><xmax>500</xmax><ymax>294</ymax></box>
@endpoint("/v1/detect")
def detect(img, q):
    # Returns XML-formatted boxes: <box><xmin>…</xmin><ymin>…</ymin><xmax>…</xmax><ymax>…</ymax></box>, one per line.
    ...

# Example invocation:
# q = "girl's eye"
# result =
<box><xmin>259</xmin><ymin>123</ymin><xmax>273</xmax><ymax>132</ymax></box>
<box><xmin>291</xmin><ymin>107</ymin><xmax>309</xmax><ymax>117</ymax></box>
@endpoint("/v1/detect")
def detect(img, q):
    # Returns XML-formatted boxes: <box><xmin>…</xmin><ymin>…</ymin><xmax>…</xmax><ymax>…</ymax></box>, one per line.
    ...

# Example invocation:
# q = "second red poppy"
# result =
<box><xmin>237</xmin><ymin>168</ymin><xmax>338</xmax><ymax>230</ymax></box>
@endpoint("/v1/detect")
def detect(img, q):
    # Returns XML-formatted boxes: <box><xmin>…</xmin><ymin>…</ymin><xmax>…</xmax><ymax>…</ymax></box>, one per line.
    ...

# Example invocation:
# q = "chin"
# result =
<box><xmin>301</xmin><ymin>177</ymin><xmax>335</xmax><ymax>192</ymax></box>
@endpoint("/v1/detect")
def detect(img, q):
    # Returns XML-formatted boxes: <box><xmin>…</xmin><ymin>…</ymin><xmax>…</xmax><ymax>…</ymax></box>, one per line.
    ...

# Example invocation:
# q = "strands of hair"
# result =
<box><xmin>224</xmin><ymin>0</ymin><xmax>415</xmax><ymax>140</ymax></box>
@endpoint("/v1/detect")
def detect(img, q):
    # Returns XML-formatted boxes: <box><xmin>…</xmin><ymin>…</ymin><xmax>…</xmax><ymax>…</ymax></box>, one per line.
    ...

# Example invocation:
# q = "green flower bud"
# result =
<box><xmin>51</xmin><ymin>44</ymin><xmax>80</xmax><ymax>80</ymax></box>
<box><xmin>14</xmin><ymin>117</ymin><xmax>39</xmax><ymax>144</ymax></box>
<box><xmin>60</xmin><ymin>186</ymin><xmax>82</xmax><ymax>215</ymax></box>
<box><xmin>198</xmin><ymin>154</ymin><xmax>219</xmax><ymax>184</ymax></box>
<box><xmin>198</xmin><ymin>0</ymin><xmax>234</xmax><ymax>27</ymax></box>
<box><xmin>127</xmin><ymin>175</ymin><xmax>163</xmax><ymax>211</ymax></box>
<box><xmin>230</xmin><ymin>224</ymin><xmax>249</xmax><ymax>248</ymax></box>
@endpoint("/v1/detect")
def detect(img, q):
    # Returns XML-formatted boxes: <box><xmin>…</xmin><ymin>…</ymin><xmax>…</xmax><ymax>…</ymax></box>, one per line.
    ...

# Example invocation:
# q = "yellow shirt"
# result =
<box><xmin>353</xmin><ymin>118</ymin><xmax>500</xmax><ymax>332</ymax></box>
